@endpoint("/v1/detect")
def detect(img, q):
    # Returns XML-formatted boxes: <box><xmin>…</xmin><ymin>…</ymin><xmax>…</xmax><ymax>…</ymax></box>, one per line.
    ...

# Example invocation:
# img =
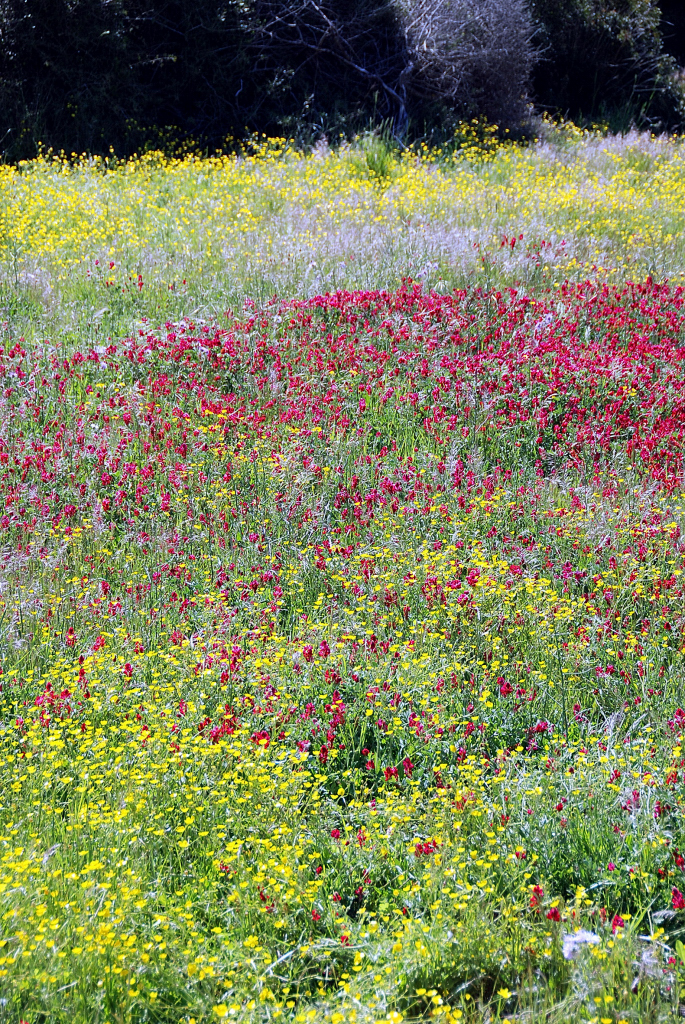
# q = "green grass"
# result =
<box><xmin>0</xmin><ymin>130</ymin><xmax>684</xmax><ymax>1023</ymax></box>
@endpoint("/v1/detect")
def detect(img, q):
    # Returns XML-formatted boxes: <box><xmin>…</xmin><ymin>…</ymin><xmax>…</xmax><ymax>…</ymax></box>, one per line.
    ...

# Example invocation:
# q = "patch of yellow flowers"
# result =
<box><xmin>0</xmin><ymin>128</ymin><xmax>684</xmax><ymax>300</ymax></box>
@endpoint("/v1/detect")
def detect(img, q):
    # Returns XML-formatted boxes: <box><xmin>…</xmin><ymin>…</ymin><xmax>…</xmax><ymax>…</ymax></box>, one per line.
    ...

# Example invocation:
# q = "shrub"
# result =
<box><xmin>528</xmin><ymin>0</ymin><xmax>685</xmax><ymax>130</ymax></box>
<box><xmin>0</xmin><ymin>0</ymin><xmax>682</xmax><ymax>158</ymax></box>
<box><xmin>0</xmin><ymin>0</ymin><xmax>252</xmax><ymax>160</ymax></box>
<box><xmin>398</xmin><ymin>0</ymin><xmax>537</xmax><ymax>128</ymax></box>
<box><xmin>0</xmin><ymin>0</ymin><xmax>536</xmax><ymax>155</ymax></box>
<box><xmin>246</xmin><ymin>0</ymin><xmax>410</xmax><ymax>138</ymax></box>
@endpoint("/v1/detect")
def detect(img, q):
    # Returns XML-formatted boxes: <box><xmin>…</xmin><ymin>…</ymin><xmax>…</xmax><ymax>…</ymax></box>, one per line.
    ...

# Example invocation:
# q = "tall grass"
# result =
<box><xmin>1</xmin><ymin>127</ymin><xmax>685</xmax><ymax>345</ymax></box>
<box><xmin>0</xmin><ymin>130</ymin><xmax>685</xmax><ymax>1023</ymax></box>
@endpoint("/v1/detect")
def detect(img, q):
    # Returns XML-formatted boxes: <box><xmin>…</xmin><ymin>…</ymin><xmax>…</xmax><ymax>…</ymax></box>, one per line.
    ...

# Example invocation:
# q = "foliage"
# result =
<box><xmin>529</xmin><ymin>0</ymin><xmax>685</xmax><ymax>130</ymax></box>
<box><xmin>0</xmin><ymin>136</ymin><xmax>685</xmax><ymax>1021</ymax></box>
<box><xmin>0</xmin><ymin>0</ymin><xmax>535</xmax><ymax>158</ymax></box>
<box><xmin>0</xmin><ymin>0</ymin><xmax>253</xmax><ymax>160</ymax></box>
<box><xmin>398</xmin><ymin>0</ymin><xmax>536</xmax><ymax>128</ymax></box>
<box><xmin>2</xmin><ymin>0</ymin><xmax>683</xmax><ymax>160</ymax></box>
<box><xmin>247</xmin><ymin>0</ymin><xmax>413</xmax><ymax>139</ymax></box>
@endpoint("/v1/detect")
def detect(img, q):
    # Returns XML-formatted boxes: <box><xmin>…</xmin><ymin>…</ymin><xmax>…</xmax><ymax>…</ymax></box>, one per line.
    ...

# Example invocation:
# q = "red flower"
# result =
<box><xmin>673</xmin><ymin>887</ymin><xmax>685</xmax><ymax>910</ymax></box>
<box><xmin>546</xmin><ymin>907</ymin><xmax>561</xmax><ymax>922</ymax></box>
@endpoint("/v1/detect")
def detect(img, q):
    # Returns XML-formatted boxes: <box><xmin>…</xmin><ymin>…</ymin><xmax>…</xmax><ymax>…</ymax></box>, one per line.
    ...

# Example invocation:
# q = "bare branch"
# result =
<box><xmin>397</xmin><ymin>0</ymin><xmax>536</xmax><ymax>125</ymax></box>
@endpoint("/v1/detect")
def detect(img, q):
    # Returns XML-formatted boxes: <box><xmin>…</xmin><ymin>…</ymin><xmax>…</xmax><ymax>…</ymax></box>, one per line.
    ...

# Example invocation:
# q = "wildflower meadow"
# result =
<box><xmin>2</xmin><ymin>129</ymin><xmax>685</xmax><ymax>1023</ymax></box>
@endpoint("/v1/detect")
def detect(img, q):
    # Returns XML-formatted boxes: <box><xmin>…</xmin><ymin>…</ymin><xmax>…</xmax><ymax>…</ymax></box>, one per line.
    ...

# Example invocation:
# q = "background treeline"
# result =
<box><xmin>0</xmin><ymin>0</ymin><xmax>683</xmax><ymax>160</ymax></box>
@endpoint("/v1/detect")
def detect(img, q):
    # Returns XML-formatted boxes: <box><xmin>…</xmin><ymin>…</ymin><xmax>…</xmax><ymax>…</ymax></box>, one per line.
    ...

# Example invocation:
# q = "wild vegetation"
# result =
<box><xmin>0</xmin><ymin>0</ymin><xmax>682</xmax><ymax>159</ymax></box>
<box><xmin>0</xmin><ymin>130</ymin><xmax>684</xmax><ymax>1022</ymax></box>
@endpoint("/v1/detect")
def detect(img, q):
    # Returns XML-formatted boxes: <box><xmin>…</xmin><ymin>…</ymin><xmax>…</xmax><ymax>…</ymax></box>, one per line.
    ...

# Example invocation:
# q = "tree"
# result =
<box><xmin>2</xmin><ymin>0</ymin><xmax>680</xmax><ymax>161</ymax></box>
<box><xmin>0</xmin><ymin>0</ymin><xmax>252</xmax><ymax>159</ymax></box>
<box><xmin>248</xmin><ymin>0</ymin><xmax>535</xmax><ymax>135</ymax></box>
<box><xmin>528</xmin><ymin>0</ymin><xmax>685</xmax><ymax>129</ymax></box>
<box><xmin>246</xmin><ymin>1</ymin><xmax>411</xmax><ymax>135</ymax></box>
<box><xmin>398</xmin><ymin>0</ymin><xmax>536</xmax><ymax>127</ymax></box>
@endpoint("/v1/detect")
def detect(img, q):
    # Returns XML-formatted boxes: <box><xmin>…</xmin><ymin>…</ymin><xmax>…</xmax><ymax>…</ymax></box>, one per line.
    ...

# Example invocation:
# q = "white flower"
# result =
<box><xmin>562</xmin><ymin>930</ymin><xmax>600</xmax><ymax>960</ymax></box>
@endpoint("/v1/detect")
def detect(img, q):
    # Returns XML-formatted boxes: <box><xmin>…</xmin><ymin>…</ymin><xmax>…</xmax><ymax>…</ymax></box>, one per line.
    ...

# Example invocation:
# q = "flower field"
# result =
<box><xmin>2</xmin><ymin>134</ymin><xmax>685</xmax><ymax>1023</ymax></box>
<box><xmin>4</xmin><ymin>127</ymin><xmax>685</xmax><ymax>318</ymax></box>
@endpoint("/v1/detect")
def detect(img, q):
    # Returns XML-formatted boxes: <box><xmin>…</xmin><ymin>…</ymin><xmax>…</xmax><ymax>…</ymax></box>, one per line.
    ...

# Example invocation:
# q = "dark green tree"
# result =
<box><xmin>528</xmin><ymin>0</ymin><xmax>685</xmax><ymax>129</ymax></box>
<box><xmin>0</xmin><ymin>0</ymin><xmax>252</xmax><ymax>159</ymax></box>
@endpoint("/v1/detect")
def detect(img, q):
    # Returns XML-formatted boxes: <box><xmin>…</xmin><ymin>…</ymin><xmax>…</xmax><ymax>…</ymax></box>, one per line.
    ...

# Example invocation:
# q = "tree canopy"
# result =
<box><xmin>0</xmin><ymin>0</ymin><xmax>682</xmax><ymax>160</ymax></box>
